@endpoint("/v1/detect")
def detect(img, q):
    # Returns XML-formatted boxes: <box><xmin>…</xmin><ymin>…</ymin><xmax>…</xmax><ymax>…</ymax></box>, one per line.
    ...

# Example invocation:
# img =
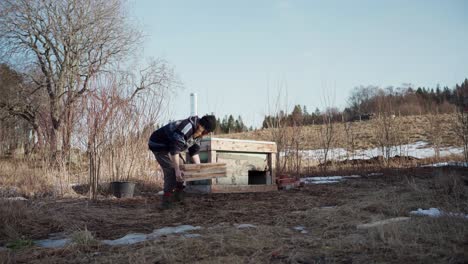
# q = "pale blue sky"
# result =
<box><xmin>130</xmin><ymin>0</ymin><xmax>468</xmax><ymax>127</ymax></box>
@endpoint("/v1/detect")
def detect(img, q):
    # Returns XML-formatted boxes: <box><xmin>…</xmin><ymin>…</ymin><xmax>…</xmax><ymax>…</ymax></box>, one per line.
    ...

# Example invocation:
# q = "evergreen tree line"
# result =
<box><xmin>215</xmin><ymin>115</ymin><xmax>252</xmax><ymax>134</ymax></box>
<box><xmin>261</xmin><ymin>79</ymin><xmax>468</xmax><ymax>128</ymax></box>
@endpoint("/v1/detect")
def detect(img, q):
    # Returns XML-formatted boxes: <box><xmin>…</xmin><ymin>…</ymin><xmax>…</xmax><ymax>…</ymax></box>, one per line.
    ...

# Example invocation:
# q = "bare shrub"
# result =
<box><xmin>425</xmin><ymin>103</ymin><xmax>444</xmax><ymax>160</ymax></box>
<box><xmin>343</xmin><ymin>120</ymin><xmax>357</xmax><ymax>160</ymax></box>
<box><xmin>264</xmin><ymin>85</ymin><xmax>291</xmax><ymax>175</ymax></box>
<box><xmin>374</xmin><ymin>90</ymin><xmax>398</xmax><ymax>166</ymax></box>
<box><xmin>319</xmin><ymin>108</ymin><xmax>336</xmax><ymax>170</ymax></box>
<box><xmin>317</xmin><ymin>89</ymin><xmax>337</xmax><ymax>171</ymax></box>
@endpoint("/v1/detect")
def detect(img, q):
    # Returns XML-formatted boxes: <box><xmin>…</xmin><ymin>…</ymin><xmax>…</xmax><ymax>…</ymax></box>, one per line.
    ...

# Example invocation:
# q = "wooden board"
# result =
<box><xmin>211</xmin><ymin>184</ymin><xmax>278</xmax><ymax>193</ymax></box>
<box><xmin>200</xmin><ymin>138</ymin><xmax>277</xmax><ymax>153</ymax></box>
<box><xmin>180</xmin><ymin>163</ymin><xmax>226</xmax><ymax>171</ymax></box>
<box><xmin>181</xmin><ymin>163</ymin><xmax>227</xmax><ymax>182</ymax></box>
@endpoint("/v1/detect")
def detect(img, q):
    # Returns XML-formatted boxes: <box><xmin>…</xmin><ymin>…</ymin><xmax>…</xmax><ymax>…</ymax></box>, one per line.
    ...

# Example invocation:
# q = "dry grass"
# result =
<box><xmin>0</xmin><ymin>158</ymin><xmax>56</xmax><ymax>198</ymax></box>
<box><xmin>220</xmin><ymin>114</ymin><xmax>460</xmax><ymax>150</ymax></box>
<box><xmin>0</xmin><ymin>166</ymin><xmax>466</xmax><ymax>263</ymax></box>
<box><xmin>366</xmin><ymin>217</ymin><xmax>468</xmax><ymax>263</ymax></box>
<box><xmin>0</xmin><ymin>200</ymin><xmax>63</xmax><ymax>245</ymax></box>
<box><xmin>0</xmin><ymin>156</ymin><xmax>163</xmax><ymax>199</ymax></box>
<box><xmin>70</xmin><ymin>227</ymin><xmax>99</xmax><ymax>247</ymax></box>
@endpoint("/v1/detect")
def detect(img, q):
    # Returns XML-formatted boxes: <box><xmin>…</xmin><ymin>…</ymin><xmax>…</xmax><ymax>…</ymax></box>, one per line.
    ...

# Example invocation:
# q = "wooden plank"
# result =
<box><xmin>183</xmin><ymin>170</ymin><xmax>227</xmax><ymax>177</ymax></box>
<box><xmin>200</xmin><ymin>138</ymin><xmax>277</xmax><ymax>153</ymax></box>
<box><xmin>211</xmin><ymin>184</ymin><xmax>278</xmax><ymax>193</ymax></box>
<box><xmin>180</xmin><ymin>163</ymin><xmax>226</xmax><ymax>171</ymax></box>
<box><xmin>184</xmin><ymin>174</ymin><xmax>227</xmax><ymax>182</ymax></box>
<box><xmin>181</xmin><ymin>162</ymin><xmax>227</xmax><ymax>181</ymax></box>
<box><xmin>183</xmin><ymin>169</ymin><xmax>226</xmax><ymax>174</ymax></box>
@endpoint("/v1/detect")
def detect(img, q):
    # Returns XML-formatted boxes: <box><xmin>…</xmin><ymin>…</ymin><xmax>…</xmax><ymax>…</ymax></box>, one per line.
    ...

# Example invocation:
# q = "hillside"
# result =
<box><xmin>217</xmin><ymin>114</ymin><xmax>460</xmax><ymax>151</ymax></box>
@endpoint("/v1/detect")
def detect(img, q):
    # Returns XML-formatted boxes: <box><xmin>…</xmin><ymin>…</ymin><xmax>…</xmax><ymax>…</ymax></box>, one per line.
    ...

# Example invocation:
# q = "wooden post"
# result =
<box><xmin>208</xmin><ymin>150</ymin><xmax>217</xmax><ymax>184</ymax></box>
<box><xmin>268</xmin><ymin>153</ymin><xmax>276</xmax><ymax>184</ymax></box>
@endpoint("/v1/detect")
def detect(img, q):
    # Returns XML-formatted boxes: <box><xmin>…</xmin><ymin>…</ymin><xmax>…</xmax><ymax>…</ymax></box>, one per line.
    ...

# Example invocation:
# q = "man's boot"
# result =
<box><xmin>173</xmin><ymin>189</ymin><xmax>185</xmax><ymax>204</ymax></box>
<box><xmin>160</xmin><ymin>192</ymin><xmax>173</xmax><ymax>210</ymax></box>
<box><xmin>173</xmin><ymin>182</ymin><xmax>185</xmax><ymax>204</ymax></box>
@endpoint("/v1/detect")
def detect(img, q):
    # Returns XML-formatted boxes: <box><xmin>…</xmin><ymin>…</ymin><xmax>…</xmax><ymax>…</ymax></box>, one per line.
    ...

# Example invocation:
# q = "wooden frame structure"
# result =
<box><xmin>186</xmin><ymin>138</ymin><xmax>277</xmax><ymax>193</ymax></box>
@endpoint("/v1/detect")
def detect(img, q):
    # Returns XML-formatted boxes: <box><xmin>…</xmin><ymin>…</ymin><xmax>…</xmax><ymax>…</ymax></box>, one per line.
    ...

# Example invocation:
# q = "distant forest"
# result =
<box><xmin>260</xmin><ymin>79</ymin><xmax>468</xmax><ymax>129</ymax></box>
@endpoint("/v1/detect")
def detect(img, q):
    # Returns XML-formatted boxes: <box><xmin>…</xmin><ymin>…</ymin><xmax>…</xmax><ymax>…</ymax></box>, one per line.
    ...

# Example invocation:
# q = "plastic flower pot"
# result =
<box><xmin>110</xmin><ymin>181</ymin><xmax>135</xmax><ymax>198</ymax></box>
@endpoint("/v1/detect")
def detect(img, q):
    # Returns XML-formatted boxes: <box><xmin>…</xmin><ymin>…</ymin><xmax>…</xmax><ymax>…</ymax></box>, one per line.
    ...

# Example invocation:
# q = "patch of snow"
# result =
<box><xmin>36</xmin><ymin>225</ymin><xmax>203</xmax><ymax>248</ymax></box>
<box><xmin>357</xmin><ymin>217</ymin><xmax>410</xmax><ymax>229</ymax></box>
<box><xmin>320</xmin><ymin>206</ymin><xmax>337</xmax><ymax>210</ymax></box>
<box><xmin>102</xmin><ymin>233</ymin><xmax>148</xmax><ymax>246</ymax></box>
<box><xmin>367</xmin><ymin>173</ymin><xmax>384</xmax><ymax>176</ymax></box>
<box><xmin>306</xmin><ymin>180</ymin><xmax>341</xmax><ymax>184</ymax></box>
<box><xmin>235</xmin><ymin>224</ymin><xmax>257</xmax><ymax>229</ymax></box>
<box><xmin>410</xmin><ymin>208</ymin><xmax>468</xmax><ymax>219</ymax></box>
<box><xmin>421</xmin><ymin>162</ymin><xmax>468</xmax><ymax>168</ymax></box>
<box><xmin>2</xmin><ymin>197</ymin><xmax>28</xmax><ymax>201</ymax></box>
<box><xmin>301</xmin><ymin>175</ymin><xmax>360</xmax><ymax>185</ymax></box>
<box><xmin>35</xmin><ymin>238</ymin><xmax>71</xmax><ymax>248</ymax></box>
<box><xmin>148</xmin><ymin>225</ymin><xmax>202</xmax><ymax>238</ymax></box>
<box><xmin>295</xmin><ymin>141</ymin><xmax>464</xmax><ymax>162</ymax></box>
<box><xmin>293</xmin><ymin>226</ymin><xmax>308</xmax><ymax>234</ymax></box>
<box><xmin>183</xmin><ymin>234</ymin><xmax>202</xmax><ymax>238</ymax></box>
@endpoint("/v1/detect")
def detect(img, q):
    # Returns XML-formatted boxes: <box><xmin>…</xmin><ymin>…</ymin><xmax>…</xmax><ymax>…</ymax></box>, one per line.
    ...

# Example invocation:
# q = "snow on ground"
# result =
<box><xmin>35</xmin><ymin>238</ymin><xmax>71</xmax><ymax>249</ymax></box>
<box><xmin>301</xmin><ymin>175</ymin><xmax>360</xmax><ymax>185</ymax></box>
<box><xmin>235</xmin><ymin>224</ymin><xmax>257</xmax><ymax>229</ymax></box>
<box><xmin>293</xmin><ymin>226</ymin><xmax>308</xmax><ymax>234</ymax></box>
<box><xmin>35</xmin><ymin>225</ymin><xmax>202</xmax><ymax>248</ymax></box>
<box><xmin>421</xmin><ymin>162</ymin><xmax>468</xmax><ymax>167</ymax></box>
<box><xmin>288</xmin><ymin>141</ymin><xmax>463</xmax><ymax>162</ymax></box>
<box><xmin>1</xmin><ymin>197</ymin><xmax>28</xmax><ymax>201</ymax></box>
<box><xmin>410</xmin><ymin>208</ymin><xmax>468</xmax><ymax>219</ymax></box>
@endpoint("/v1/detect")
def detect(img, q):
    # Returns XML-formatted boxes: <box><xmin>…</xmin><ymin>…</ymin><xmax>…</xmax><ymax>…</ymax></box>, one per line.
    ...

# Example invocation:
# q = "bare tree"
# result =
<box><xmin>318</xmin><ymin>90</ymin><xmax>336</xmax><ymax>171</ymax></box>
<box><xmin>342</xmin><ymin>119</ymin><xmax>356</xmax><ymax>160</ymax></box>
<box><xmin>453</xmin><ymin>80</ymin><xmax>468</xmax><ymax>162</ymax></box>
<box><xmin>454</xmin><ymin>110</ymin><xmax>468</xmax><ymax>162</ymax></box>
<box><xmin>424</xmin><ymin>102</ymin><xmax>443</xmax><ymax>160</ymax></box>
<box><xmin>374</xmin><ymin>89</ymin><xmax>397</xmax><ymax>165</ymax></box>
<box><xmin>264</xmin><ymin>82</ymin><xmax>291</xmax><ymax>175</ymax></box>
<box><xmin>0</xmin><ymin>64</ymin><xmax>48</xmax><ymax>154</ymax></box>
<box><xmin>0</xmin><ymin>0</ymin><xmax>140</xmax><ymax>161</ymax></box>
<box><xmin>319</xmin><ymin>107</ymin><xmax>335</xmax><ymax>170</ymax></box>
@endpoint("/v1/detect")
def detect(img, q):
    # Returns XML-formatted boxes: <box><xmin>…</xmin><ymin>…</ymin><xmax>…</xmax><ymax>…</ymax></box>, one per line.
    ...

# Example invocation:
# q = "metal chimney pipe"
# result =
<box><xmin>190</xmin><ymin>93</ymin><xmax>198</xmax><ymax>116</ymax></box>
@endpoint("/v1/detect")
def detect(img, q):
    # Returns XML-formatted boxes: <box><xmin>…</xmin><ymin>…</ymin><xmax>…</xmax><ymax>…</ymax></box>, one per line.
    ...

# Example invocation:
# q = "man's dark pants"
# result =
<box><xmin>153</xmin><ymin>151</ymin><xmax>183</xmax><ymax>193</ymax></box>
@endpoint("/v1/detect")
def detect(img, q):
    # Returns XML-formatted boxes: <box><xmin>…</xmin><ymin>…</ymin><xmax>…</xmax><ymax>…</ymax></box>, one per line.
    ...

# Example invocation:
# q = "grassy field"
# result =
<box><xmin>1</xmin><ymin>166</ymin><xmax>467</xmax><ymax>263</ymax></box>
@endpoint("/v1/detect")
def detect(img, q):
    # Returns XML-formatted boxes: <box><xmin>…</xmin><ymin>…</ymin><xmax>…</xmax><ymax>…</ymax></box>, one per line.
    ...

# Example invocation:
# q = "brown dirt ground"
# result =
<box><xmin>1</xmin><ymin>167</ymin><xmax>467</xmax><ymax>264</ymax></box>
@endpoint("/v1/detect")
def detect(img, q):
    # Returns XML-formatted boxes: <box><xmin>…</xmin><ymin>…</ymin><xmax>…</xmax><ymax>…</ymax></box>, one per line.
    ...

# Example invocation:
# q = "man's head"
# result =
<box><xmin>193</xmin><ymin>115</ymin><xmax>216</xmax><ymax>138</ymax></box>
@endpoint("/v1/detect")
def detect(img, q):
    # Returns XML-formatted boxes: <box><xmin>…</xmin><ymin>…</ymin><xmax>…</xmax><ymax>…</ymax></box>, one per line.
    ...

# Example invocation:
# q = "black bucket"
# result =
<box><xmin>110</xmin><ymin>181</ymin><xmax>135</xmax><ymax>198</ymax></box>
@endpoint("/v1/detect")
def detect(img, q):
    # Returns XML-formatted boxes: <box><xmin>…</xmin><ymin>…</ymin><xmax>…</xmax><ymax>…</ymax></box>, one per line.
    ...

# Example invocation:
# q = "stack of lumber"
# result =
<box><xmin>180</xmin><ymin>163</ymin><xmax>227</xmax><ymax>182</ymax></box>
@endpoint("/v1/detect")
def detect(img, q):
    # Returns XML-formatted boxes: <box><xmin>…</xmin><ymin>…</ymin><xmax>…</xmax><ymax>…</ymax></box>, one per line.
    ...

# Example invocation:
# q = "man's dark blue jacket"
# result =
<box><xmin>148</xmin><ymin>116</ymin><xmax>201</xmax><ymax>156</ymax></box>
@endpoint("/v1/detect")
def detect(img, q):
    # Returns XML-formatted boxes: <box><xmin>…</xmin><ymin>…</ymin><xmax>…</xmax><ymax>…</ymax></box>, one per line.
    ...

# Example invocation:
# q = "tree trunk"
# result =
<box><xmin>50</xmin><ymin>125</ymin><xmax>63</xmax><ymax>164</ymax></box>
